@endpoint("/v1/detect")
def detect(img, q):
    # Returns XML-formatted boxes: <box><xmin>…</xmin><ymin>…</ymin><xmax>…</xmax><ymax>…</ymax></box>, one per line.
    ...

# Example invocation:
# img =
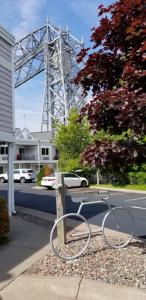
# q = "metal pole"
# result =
<box><xmin>8</xmin><ymin>143</ymin><xmax>15</xmax><ymax>216</ymax></box>
<box><xmin>59</xmin><ymin>31</ymin><xmax>68</xmax><ymax>123</ymax></box>
<box><xmin>41</xmin><ymin>20</ymin><xmax>52</xmax><ymax>131</ymax></box>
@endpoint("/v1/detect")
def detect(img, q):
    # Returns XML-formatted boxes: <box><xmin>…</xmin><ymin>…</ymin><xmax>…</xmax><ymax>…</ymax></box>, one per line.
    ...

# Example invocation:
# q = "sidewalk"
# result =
<box><xmin>0</xmin><ymin>209</ymin><xmax>146</xmax><ymax>300</ymax></box>
<box><xmin>0</xmin><ymin>215</ymin><xmax>49</xmax><ymax>290</ymax></box>
<box><xmin>1</xmin><ymin>275</ymin><xmax>146</xmax><ymax>300</ymax></box>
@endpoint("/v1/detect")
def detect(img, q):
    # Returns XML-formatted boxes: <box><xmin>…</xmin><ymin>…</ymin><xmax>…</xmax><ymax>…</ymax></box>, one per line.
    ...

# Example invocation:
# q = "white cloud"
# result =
<box><xmin>12</xmin><ymin>0</ymin><xmax>46</xmax><ymax>39</ymax></box>
<box><xmin>66</xmin><ymin>0</ymin><xmax>98</xmax><ymax>26</ymax></box>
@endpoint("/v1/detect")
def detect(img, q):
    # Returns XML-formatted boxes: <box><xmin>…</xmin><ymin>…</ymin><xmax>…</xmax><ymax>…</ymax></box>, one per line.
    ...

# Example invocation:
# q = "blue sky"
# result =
<box><xmin>0</xmin><ymin>0</ymin><xmax>113</xmax><ymax>132</ymax></box>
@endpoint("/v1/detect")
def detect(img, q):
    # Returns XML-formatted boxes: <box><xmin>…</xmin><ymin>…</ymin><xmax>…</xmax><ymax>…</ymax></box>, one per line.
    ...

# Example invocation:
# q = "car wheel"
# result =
<box><xmin>0</xmin><ymin>177</ymin><xmax>5</xmax><ymax>183</ymax></box>
<box><xmin>81</xmin><ymin>180</ymin><xmax>87</xmax><ymax>187</ymax></box>
<box><xmin>20</xmin><ymin>177</ymin><xmax>25</xmax><ymax>184</ymax></box>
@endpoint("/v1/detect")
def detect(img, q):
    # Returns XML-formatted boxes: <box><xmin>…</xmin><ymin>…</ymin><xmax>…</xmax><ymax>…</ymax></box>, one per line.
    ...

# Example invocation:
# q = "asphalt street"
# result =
<box><xmin>0</xmin><ymin>182</ymin><xmax>146</xmax><ymax>238</ymax></box>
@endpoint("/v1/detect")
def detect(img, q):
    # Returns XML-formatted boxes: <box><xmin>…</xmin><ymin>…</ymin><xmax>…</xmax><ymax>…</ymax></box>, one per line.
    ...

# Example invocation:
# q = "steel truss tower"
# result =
<box><xmin>14</xmin><ymin>21</ymin><xmax>84</xmax><ymax>131</ymax></box>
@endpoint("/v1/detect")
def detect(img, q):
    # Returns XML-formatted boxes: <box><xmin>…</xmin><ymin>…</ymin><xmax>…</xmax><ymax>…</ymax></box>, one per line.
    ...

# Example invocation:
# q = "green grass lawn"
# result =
<box><xmin>90</xmin><ymin>183</ymin><xmax>146</xmax><ymax>191</ymax></box>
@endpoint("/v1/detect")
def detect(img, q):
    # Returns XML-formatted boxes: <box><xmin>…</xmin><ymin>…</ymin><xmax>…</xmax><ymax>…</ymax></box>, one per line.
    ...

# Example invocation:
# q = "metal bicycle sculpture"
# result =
<box><xmin>50</xmin><ymin>191</ymin><xmax>135</xmax><ymax>261</ymax></box>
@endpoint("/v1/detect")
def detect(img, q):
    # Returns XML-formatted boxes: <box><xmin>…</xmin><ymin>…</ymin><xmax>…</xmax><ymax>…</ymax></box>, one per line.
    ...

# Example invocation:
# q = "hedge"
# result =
<box><xmin>128</xmin><ymin>172</ymin><xmax>146</xmax><ymax>185</ymax></box>
<box><xmin>0</xmin><ymin>195</ymin><xmax>9</xmax><ymax>243</ymax></box>
<box><xmin>36</xmin><ymin>165</ymin><xmax>54</xmax><ymax>186</ymax></box>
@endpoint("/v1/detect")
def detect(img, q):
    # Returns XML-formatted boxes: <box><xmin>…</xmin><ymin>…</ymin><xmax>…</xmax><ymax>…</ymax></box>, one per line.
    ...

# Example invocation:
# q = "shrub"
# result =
<box><xmin>36</xmin><ymin>165</ymin><xmax>54</xmax><ymax>186</ymax></box>
<box><xmin>0</xmin><ymin>195</ymin><xmax>9</xmax><ymax>242</ymax></box>
<box><xmin>73</xmin><ymin>167</ymin><xmax>97</xmax><ymax>184</ymax></box>
<box><xmin>141</xmin><ymin>164</ymin><xmax>146</xmax><ymax>172</ymax></box>
<box><xmin>136</xmin><ymin>172</ymin><xmax>146</xmax><ymax>184</ymax></box>
<box><xmin>44</xmin><ymin>165</ymin><xmax>54</xmax><ymax>176</ymax></box>
<box><xmin>128</xmin><ymin>172</ymin><xmax>138</xmax><ymax>185</ymax></box>
<box><xmin>128</xmin><ymin>171</ymin><xmax>146</xmax><ymax>185</ymax></box>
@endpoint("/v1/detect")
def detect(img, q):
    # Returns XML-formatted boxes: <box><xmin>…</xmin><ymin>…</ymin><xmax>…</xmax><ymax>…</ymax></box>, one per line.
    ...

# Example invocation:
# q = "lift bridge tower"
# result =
<box><xmin>14</xmin><ymin>20</ymin><xmax>84</xmax><ymax>131</ymax></box>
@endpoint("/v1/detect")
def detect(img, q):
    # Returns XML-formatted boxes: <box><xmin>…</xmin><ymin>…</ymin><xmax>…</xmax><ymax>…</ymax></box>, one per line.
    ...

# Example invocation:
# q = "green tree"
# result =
<box><xmin>54</xmin><ymin>108</ymin><xmax>91</xmax><ymax>172</ymax></box>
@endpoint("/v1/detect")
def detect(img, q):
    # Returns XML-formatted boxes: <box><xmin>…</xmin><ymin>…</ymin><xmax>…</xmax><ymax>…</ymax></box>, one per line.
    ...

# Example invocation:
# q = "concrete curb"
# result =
<box><xmin>31</xmin><ymin>186</ymin><xmax>47</xmax><ymax>190</ymax></box>
<box><xmin>15</xmin><ymin>205</ymin><xmax>55</xmax><ymax>222</ymax></box>
<box><xmin>90</xmin><ymin>186</ymin><xmax>146</xmax><ymax>194</ymax></box>
<box><xmin>31</xmin><ymin>184</ymin><xmax>146</xmax><ymax>194</ymax></box>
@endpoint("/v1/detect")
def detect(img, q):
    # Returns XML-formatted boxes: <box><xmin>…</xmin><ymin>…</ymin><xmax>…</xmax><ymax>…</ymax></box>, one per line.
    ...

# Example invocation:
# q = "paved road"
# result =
<box><xmin>0</xmin><ymin>183</ymin><xmax>146</xmax><ymax>237</ymax></box>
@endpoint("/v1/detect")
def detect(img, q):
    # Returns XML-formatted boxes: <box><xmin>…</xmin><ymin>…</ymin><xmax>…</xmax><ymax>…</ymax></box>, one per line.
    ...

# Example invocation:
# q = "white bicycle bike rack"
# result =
<box><xmin>50</xmin><ymin>191</ymin><xmax>135</xmax><ymax>261</ymax></box>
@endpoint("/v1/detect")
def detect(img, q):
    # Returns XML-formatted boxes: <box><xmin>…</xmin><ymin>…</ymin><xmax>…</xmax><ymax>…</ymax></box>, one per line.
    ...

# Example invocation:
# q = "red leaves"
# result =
<box><xmin>75</xmin><ymin>52</ymin><xmax>123</xmax><ymax>95</ymax></box>
<box><xmin>98</xmin><ymin>3</ymin><xmax>113</xmax><ymax>16</ymax></box>
<box><xmin>80</xmin><ymin>140</ymin><xmax>145</xmax><ymax>172</ymax></box>
<box><xmin>75</xmin><ymin>0</ymin><xmax>146</xmax><ymax>171</ymax></box>
<box><xmin>75</xmin><ymin>0</ymin><xmax>146</xmax><ymax>93</ymax></box>
<box><xmin>76</xmin><ymin>48</ymin><xmax>90</xmax><ymax>64</ymax></box>
<box><xmin>80</xmin><ymin>89</ymin><xmax>146</xmax><ymax>135</ymax></box>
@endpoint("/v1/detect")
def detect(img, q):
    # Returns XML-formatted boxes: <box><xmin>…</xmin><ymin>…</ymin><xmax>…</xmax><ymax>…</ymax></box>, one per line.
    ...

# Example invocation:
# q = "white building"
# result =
<box><xmin>0</xmin><ymin>25</ymin><xmax>15</xmax><ymax>215</ymax></box>
<box><xmin>0</xmin><ymin>128</ymin><xmax>58</xmax><ymax>173</ymax></box>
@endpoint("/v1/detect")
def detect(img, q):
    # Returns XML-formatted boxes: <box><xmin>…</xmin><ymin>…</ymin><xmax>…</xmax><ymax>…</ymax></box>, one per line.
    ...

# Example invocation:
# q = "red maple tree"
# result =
<box><xmin>75</xmin><ymin>0</ymin><xmax>146</xmax><ymax>174</ymax></box>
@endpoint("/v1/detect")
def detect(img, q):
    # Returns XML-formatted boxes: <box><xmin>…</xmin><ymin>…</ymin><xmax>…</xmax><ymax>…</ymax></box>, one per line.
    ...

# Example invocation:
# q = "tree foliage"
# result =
<box><xmin>0</xmin><ymin>195</ymin><xmax>9</xmax><ymax>243</ymax></box>
<box><xmin>75</xmin><ymin>0</ymin><xmax>146</xmax><ymax>172</ymax></box>
<box><xmin>54</xmin><ymin>108</ymin><xmax>91</xmax><ymax>171</ymax></box>
<box><xmin>36</xmin><ymin>165</ymin><xmax>54</xmax><ymax>186</ymax></box>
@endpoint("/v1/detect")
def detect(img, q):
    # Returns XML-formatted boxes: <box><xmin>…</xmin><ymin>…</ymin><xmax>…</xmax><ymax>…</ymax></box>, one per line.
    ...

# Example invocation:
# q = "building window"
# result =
<box><xmin>41</xmin><ymin>148</ymin><xmax>49</xmax><ymax>155</ymax></box>
<box><xmin>0</xmin><ymin>146</ymin><xmax>8</xmax><ymax>155</ymax></box>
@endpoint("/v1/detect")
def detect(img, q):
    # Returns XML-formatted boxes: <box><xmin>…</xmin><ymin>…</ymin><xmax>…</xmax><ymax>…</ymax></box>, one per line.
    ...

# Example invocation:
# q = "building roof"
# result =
<box><xmin>15</xmin><ymin>128</ymin><xmax>53</xmax><ymax>144</ymax></box>
<box><xmin>15</xmin><ymin>128</ymin><xmax>36</xmax><ymax>141</ymax></box>
<box><xmin>0</xmin><ymin>24</ymin><xmax>15</xmax><ymax>45</ymax></box>
<box><xmin>31</xmin><ymin>131</ymin><xmax>53</xmax><ymax>142</ymax></box>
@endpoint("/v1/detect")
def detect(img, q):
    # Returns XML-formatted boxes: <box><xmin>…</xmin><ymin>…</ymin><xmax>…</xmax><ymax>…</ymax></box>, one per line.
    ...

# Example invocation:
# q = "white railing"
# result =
<box><xmin>16</xmin><ymin>154</ymin><xmax>37</xmax><ymax>161</ymax></box>
<box><xmin>41</xmin><ymin>156</ymin><xmax>50</xmax><ymax>160</ymax></box>
<box><xmin>0</xmin><ymin>155</ymin><xmax>8</xmax><ymax>161</ymax></box>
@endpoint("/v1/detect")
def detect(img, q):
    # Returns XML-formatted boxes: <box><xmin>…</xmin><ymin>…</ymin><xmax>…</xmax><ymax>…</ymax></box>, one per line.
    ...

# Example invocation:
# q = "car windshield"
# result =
<box><xmin>27</xmin><ymin>170</ymin><xmax>33</xmax><ymax>173</ymax></box>
<box><xmin>21</xmin><ymin>169</ymin><xmax>33</xmax><ymax>174</ymax></box>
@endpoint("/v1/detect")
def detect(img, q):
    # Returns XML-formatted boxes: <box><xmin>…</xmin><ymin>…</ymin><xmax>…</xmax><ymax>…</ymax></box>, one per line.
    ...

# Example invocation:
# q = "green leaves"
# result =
<box><xmin>0</xmin><ymin>195</ymin><xmax>9</xmax><ymax>238</ymax></box>
<box><xmin>54</xmin><ymin>108</ymin><xmax>91</xmax><ymax>172</ymax></box>
<box><xmin>93</xmin><ymin>129</ymin><xmax>133</xmax><ymax>142</ymax></box>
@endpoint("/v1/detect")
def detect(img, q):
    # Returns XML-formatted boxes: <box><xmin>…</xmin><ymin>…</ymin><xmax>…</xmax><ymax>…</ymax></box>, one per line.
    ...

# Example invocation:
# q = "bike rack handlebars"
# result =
<box><xmin>77</xmin><ymin>190</ymin><xmax>111</xmax><ymax>215</ymax></box>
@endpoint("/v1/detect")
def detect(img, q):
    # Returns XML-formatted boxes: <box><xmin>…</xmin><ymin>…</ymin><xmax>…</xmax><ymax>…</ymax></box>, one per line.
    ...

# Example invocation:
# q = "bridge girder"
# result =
<box><xmin>14</xmin><ymin>21</ymin><xmax>84</xmax><ymax>131</ymax></box>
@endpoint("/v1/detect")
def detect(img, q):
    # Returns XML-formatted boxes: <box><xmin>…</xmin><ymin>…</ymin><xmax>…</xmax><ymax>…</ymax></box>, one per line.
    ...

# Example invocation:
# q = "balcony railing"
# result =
<box><xmin>16</xmin><ymin>154</ymin><xmax>37</xmax><ymax>161</ymax></box>
<box><xmin>0</xmin><ymin>155</ymin><xmax>8</xmax><ymax>161</ymax></box>
<box><xmin>41</xmin><ymin>156</ymin><xmax>50</xmax><ymax>161</ymax></box>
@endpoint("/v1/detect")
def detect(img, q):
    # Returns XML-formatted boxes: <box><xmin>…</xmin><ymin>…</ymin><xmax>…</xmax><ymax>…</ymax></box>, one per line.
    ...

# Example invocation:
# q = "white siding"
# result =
<box><xmin>0</xmin><ymin>37</ymin><xmax>11</xmax><ymax>62</ymax></box>
<box><xmin>0</xmin><ymin>26</ymin><xmax>15</xmax><ymax>140</ymax></box>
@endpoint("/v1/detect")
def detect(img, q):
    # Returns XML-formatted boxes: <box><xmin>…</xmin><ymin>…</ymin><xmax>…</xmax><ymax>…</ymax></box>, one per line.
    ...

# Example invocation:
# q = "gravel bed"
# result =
<box><xmin>25</xmin><ymin>233</ymin><xmax>146</xmax><ymax>289</ymax></box>
<box><xmin>17</xmin><ymin>211</ymin><xmax>146</xmax><ymax>289</ymax></box>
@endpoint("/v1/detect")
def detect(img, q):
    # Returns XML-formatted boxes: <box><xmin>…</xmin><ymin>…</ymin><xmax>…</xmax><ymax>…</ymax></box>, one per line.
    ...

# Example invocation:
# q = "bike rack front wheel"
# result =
<box><xmin>50</xmin><ymin>213</ymin><xmax>91</xmax><ymax>261</ymax></box>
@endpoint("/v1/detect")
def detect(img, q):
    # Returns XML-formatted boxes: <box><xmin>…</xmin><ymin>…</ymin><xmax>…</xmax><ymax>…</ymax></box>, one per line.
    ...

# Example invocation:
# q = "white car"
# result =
<box><xmin>41</xmin><ymin>172</ymin><xmax>89</xmax><ymax>189</ymax></box>
<box><xmin>0</xmin><ymin>169</ymin><xmax>35</xmax><ymax>184</ymax></box>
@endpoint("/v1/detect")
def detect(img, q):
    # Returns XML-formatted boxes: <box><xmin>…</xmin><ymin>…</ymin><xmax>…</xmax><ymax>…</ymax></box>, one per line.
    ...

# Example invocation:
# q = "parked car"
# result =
<box><xmin>41</xmin><ymin>172</ymin><xmax>89</xmax><ymax>189</ymax></box>
<box><xmin>0</xmin><ymin>169</ymin><xmax>35</xmax><ymax>183</ymax></box>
